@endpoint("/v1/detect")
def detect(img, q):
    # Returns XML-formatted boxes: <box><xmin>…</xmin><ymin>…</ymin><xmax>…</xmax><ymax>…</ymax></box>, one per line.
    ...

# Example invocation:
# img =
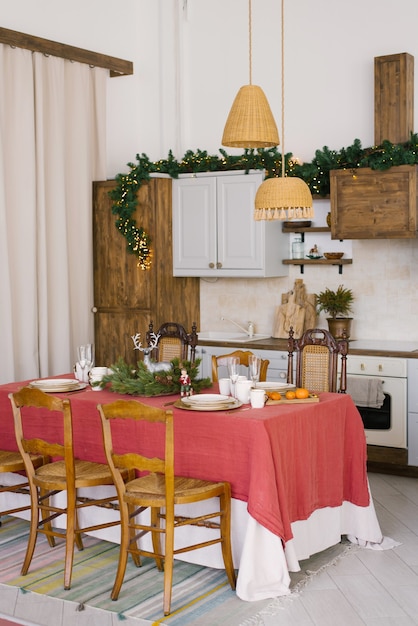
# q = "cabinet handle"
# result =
<box><xmin>378</xmin><ymin>364</ymin><xmax>383</xmax><ymax>372</ymax></box>
<box><xmin>217</xmin><ymin>262</ymin><xmax>222</xmax><ymax>269</ymax></box>
<box><xmin>209</xmin><ymin>262</ymin><xmax>215</xmax><ymax>268</ymax></box>
<box><xmin>361</xmin><ymin>363</ymin><xmax>365</xmax><ymax>371</ymax></box>
<box><xmin>91</xmin><ymin>306</ymin><xmax>98</xmax><ymax>313</ymax></box>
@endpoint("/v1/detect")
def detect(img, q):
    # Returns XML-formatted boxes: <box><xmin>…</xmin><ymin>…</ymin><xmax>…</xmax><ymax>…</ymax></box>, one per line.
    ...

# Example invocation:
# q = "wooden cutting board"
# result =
<box><xmin>266</xmin><ymin>395</ymin><xmax>319</xmax><ymax>405</ymax></box>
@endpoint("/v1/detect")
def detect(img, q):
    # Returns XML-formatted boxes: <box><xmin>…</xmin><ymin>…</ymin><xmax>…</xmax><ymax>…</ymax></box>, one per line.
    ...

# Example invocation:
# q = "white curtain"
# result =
<box><xmin>0</xmin><ymin>45</ymin><xmax>107</xmax><ymax>384</ymax></box>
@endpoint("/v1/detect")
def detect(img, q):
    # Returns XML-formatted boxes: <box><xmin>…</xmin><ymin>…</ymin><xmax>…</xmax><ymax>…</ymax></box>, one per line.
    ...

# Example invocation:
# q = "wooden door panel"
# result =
<box><xmin>94</xmin><ymin>310</ymin><xmax>150</xmax><ymax>368</ymax></box>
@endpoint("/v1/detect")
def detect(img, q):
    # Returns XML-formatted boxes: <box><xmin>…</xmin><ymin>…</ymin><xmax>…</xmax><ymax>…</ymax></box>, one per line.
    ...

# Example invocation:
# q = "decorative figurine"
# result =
<box><xmin>309</xmin><ymin>244</ymin><xmax>319</xmax><ymax>256</ymax></box>
<box><xmin>180</xmin><ymin>367</ymin><xmax>193</xmax><ymax>397</ymax></box>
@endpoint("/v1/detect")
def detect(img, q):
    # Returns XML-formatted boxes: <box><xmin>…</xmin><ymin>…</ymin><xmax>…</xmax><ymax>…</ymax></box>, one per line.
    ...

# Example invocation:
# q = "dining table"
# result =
<box><xmin>0</xmin><ymin>375</ymin><xmax>385</xmax><ymax>601</ymax></box>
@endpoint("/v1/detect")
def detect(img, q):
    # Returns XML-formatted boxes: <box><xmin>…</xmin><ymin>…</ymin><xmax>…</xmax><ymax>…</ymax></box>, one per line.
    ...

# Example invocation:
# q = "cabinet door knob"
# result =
<box><xmin>91</xmin><ymin>306</ymin><xmax>98</xmax><ymax>313</ymax></box>
<box><xmin>217</xmin><ymin>262</ymin><xmax>222</xmax><ymax>269</ymax></box>
<box><xmin>209</xmin><ymin>262</ymin><xmax>215</xmax><ymax>268</ymax></box>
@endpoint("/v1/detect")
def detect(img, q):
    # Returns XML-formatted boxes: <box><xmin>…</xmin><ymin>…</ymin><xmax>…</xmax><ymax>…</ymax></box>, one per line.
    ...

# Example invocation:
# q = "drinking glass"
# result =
<box><xmin>249</xmin><ymin>355</ymin><xmax>261</xmax><ymax>387</ymax></box>
<box><xmin>227</xmin><ymin>357</ymin><xmax>240</xmax><ymax>398</ymax></box>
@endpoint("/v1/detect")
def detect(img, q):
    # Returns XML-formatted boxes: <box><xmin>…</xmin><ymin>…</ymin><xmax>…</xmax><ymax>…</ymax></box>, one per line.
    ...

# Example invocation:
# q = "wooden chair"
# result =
<box><xmin>9</xmin><ymin>386</ymin><xmax>132</xmax><ymax>590</ymax></box>
<box><xmin>287</xmin><ymin>327</ymin><xmax>348</xmax><ymax>393</ymax></box>
<box><xmin>146</xmin><ymin>321</ymin><xmax>198</xmax><ymax>363</ymax></box>
<box><xmin>0</xmin><ymin>450</ymin><xmax>45</xmax><ymax>525</ymax></box>
<box><xmin>97</xmin><ymin>399</ymin><xmax>236</xmax><ymax>616</ymax></box>
<box><xmin>212</xmin><ymin>350</ymin><xmax>270</xmax><ymax>383</ymax></box>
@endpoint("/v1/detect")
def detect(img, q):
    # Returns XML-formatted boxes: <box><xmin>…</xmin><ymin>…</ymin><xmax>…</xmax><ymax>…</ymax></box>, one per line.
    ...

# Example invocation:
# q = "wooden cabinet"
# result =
<box><xmin>330</xmin><ymin>165</ymin><xmax>418</xmax><ymax>239</ymax></box>
<box><xmin>172</xmin><ymin>171</ymin><xmax>287</xmax><ymax>278</ymax></box>
<box><xmin>93</xmin><ymin>177</ymin><xmax>200</xmax><ymax>367</ymax></box>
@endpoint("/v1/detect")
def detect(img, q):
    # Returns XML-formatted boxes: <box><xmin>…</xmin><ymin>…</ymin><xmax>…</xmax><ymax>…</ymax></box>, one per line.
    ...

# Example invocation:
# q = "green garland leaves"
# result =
<box><xmin>110</xmin><ymin>134</ymin><xmax>418</xmax><ymax>267</ymax></box>
<box><xmin>97</xmin><ymin>356</ymin><xmax>211</xmax><ymax>397</ymax></box>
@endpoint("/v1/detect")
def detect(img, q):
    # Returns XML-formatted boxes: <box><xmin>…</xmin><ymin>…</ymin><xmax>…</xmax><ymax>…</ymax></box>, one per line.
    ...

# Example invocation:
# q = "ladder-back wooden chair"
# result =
<box><xmin>97</xmin><ymin>399</ymin><xmax>236</xmax><ymax>616</ymax></box>
<box><xmin>212</xmin><ymin>350</ymin><xmax>269</xmax><ymax>383</ymax></box>
<box><xmin>287</xmin><ymin>327</ymin><xmax>348</xmax><ymax>393</ymax></box>
<box><xmin>9</xmin><ymin>386</ymin><xmax>132</xmax><ymax>590</ymax></box>
<box><xmin>146</xmin><ymin>321</ymin><xmax>198</xmax><ymax>363</ymax></box>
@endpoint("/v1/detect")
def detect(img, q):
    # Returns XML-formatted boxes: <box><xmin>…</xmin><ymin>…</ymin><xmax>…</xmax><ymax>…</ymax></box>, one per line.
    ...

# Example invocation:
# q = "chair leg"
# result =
<box><xmin>21</xmin><ymin>487</ymin><xmax>41</xmax><ymax>576</ymax></box>
<box><xmin>111</xmin><ymin>501</ymin><xmax>130</xmax><ymax>601</ymax></box>
<box><xmin>63</xmin><ymin>497</ymin><xmax>77</xmax><ymax>590</ymax></box>
<box><xmin>39</xmin><ymin>489</ymin><xmax>55</xmax><ymax>548</ymax></box>
<box><xmin>128</xmin><ymin>504</ymin><xmax>141</xmax><ymax>568</ymax></box>
<box><xmin>219</xmin><ymin>490</ymin><xmax>236</xmax><ymax>590</ymax></box>
<box><xmin>151</xmin><ymin>507</ymin><xmax>163</xmax><ymax>571</ymax></box>
<box><xmin>163</xmin><ymin>517</ymin><xmax>174</xmax><ymax>616</ymax></box>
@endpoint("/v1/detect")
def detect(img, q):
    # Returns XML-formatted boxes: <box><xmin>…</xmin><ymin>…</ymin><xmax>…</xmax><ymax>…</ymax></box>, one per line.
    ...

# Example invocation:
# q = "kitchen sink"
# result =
<box><xmin>198</xmin><ymin>331</ymin><xmax>271</xmax><ymax>343</ymax></box>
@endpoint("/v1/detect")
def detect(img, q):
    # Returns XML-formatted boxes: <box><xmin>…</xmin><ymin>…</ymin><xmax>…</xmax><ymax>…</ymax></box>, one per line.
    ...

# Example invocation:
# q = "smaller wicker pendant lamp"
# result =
<box><xmin>254</xmin><ymin>0</ymin><xmax>313</xmax><ymax>221</ymax></box>
<box><xmin>222</xmin><ymin>0</ymin><xmax>279</xmax><ymax>148</ymax></box>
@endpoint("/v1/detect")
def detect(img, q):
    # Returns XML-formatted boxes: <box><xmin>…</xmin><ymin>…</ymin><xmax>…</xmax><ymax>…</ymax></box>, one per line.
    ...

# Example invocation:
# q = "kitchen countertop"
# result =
<box><xmin>198</xmin><ymin>337</ymin><xmax>418</xmax><ymax>358</ymax></box>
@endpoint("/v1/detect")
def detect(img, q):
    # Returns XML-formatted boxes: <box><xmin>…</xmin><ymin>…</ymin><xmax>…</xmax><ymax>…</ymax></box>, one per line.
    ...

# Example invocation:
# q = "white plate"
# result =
<box><xmin>30</xmin><ymin>378</ymin><xmax>79</xmax><ymax>388</ymax></box>
<box><xmin>255</xmin><ymin>382</ymin><xmax>296</xmax><ymax>391</ymax></box>
<box><xmin>29</xmin><ymin>381</ymin><xmax>86</xmax><ymax>393</ymax></box>
<box><xmin>175</xmin><ymin>398</ymin><xmax>242</xmax><ymax>412</ymax></box>
<box><xmin>182</xmin><ymin>394</ymin><xmax>230</xmax><ymax>405</ymax></box>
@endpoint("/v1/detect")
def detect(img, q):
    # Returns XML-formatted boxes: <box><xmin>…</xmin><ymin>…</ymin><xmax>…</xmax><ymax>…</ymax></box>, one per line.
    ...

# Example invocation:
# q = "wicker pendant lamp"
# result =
<box><xmin>222</xmin><ymin>0</ymin><xmax>279</xmax><ymax>148</ymax></box>
<box><xmin>254</xmin><ymin>0</ymin><xmax>313</xmax><ymax>221</ymax></box>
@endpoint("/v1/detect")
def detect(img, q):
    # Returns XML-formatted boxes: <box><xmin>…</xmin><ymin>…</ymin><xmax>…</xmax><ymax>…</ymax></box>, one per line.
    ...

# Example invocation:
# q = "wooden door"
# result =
<box><xmin>93</xmin><ymin>178</ymin><xmax>200</xmax><ymax>368</ymax></box>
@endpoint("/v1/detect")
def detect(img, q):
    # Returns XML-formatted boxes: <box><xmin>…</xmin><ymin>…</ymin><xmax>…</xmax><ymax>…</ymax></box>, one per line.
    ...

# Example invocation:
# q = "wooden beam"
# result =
<box><xmin>0</xmin><ymin>27</ymin><xmax>133</xmax><ymax>77</ymax></box>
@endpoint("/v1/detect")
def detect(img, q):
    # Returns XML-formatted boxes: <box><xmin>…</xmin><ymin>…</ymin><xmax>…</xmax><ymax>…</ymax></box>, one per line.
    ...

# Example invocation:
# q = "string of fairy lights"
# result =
<box><xmin>110</xmin><ymin>134</ymin><xmax>418</xmax><ymax>269</ymax></box>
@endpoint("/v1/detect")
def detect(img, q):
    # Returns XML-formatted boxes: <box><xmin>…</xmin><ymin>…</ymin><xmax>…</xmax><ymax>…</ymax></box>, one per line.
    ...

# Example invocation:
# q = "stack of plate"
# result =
<box><xmin>178</xmin><ymin>394</ymin><xmax>241</xmax><ymax>411</ymax></box>
<box><xmin>255</xmin><ymin>382</ymin><xmax>296</xmax><ymax>393</ymax></box>
<box><xmin>29</xmin><ymin>378</ymin><xmax>85</xmax><ymax>393</ymax></box>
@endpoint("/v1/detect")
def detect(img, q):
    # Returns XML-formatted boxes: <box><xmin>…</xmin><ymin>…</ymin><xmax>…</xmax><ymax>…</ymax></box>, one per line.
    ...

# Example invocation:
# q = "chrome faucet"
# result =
<box><xmin>221</xmin><ymin>316</ymin><xmax>255</xmax><ymax>337</ymax></box>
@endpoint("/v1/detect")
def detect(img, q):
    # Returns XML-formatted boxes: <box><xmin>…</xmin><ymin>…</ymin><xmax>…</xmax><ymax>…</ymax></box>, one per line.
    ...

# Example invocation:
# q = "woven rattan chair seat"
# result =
<box><xmin>125</xmin><ymin>473</ymin><xmax>228</xmax><ymax>505</ymax></box>
<box><xmin>34</xmin><ymin>459</ymin><xmax>115</xmax><ymax>489</ymax></box>
<box><xmin>0</xmin><ymin>450</ymin><xmax>45</xmax><ymax>472</ymax></box>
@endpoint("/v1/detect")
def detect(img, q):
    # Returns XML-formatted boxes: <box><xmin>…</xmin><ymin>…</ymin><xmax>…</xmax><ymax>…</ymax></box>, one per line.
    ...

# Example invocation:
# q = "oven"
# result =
<box><xmin>346</xmin><ymin>355</ymin><xmax>407</xmax><ymax>448</ymax></box>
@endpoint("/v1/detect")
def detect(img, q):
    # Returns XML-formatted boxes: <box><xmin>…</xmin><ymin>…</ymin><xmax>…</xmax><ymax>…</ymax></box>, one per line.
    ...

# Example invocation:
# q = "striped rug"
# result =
<box><xmin>0</xmin><ymin>516</ymin><xmax>354</xmax><ymax>626</ymax></box>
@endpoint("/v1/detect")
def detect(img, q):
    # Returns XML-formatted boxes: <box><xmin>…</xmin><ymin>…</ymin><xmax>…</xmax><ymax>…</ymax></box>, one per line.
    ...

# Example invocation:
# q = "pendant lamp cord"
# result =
<box><xmin>248</xmin><ymin>0</ymin><xmax>252</xmax><ymax>85</ymax></box>
<box><xmin>281</xmin><ymin>0</ymin><xmax>285</xmax><ymax>179</ymax></box>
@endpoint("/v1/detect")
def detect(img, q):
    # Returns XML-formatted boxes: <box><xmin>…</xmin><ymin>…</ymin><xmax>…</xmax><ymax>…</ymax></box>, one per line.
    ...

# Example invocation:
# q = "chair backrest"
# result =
<box><xmin>97</xmin><ymin>400</ymin><xmax>174</xmax><ymax>500</ymax></box>
<box><xmin>287</xmin><ymin>327</ymin><xmax>348</xmax><ymax>393</ymax></box>
<box><xmin>146</xmin><ymin>321</ymin><xmax>198</xmax><ymax>363</ymax></box>
<box><xmin>212</xmin><ymin>350</ymin><xmax>269</xmax><ymax>383</ymax></box>
<box><xmin>9</xmin><ymin>386</ymin><xmax>75</xmax><ymax>487</ymax></box>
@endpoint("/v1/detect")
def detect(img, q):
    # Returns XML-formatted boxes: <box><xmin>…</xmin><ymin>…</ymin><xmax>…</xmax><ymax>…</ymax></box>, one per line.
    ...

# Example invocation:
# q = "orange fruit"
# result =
<box><xmin>285</xmin><ymin>390</ymin><xmax>296</xmax><ymax>400</ymax></box>
<box><xmin>295</xmin><ymin>388</ymin><xmax>310</xmax><ymax>399</ymax></box>
<box><xmin>270</xmin><ymin>392</ymin><xmax>282</xmax><ymax>401</ymax></box>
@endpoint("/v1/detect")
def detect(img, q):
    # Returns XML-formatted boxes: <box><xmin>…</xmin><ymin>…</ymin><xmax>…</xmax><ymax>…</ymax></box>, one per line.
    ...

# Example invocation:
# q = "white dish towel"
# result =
<box><xmin>346</xmin><ymin>376</ymin><xmax>385</xmax><ymax>408</ymax></box>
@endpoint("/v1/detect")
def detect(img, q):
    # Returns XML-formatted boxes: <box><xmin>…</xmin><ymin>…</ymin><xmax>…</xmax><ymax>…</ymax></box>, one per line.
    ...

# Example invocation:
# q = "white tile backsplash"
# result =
<box><xmin>199</xmin><ymin>237</ymin><xmax>418</xmax><ymax>342</ymax></box>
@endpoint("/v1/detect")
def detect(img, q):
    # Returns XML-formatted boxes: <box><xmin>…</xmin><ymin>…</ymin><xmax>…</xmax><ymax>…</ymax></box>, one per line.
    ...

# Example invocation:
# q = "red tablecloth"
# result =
<box><xmin>0</xmin><ymin>378</ymin><xmax>369</xmax><ymax>544</ymax></box>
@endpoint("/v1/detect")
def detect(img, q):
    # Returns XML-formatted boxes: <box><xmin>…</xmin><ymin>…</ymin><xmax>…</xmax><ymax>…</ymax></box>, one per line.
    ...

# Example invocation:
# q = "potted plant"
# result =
<box><xmin>315</xmin><ymin>284</ymin><xmax>354</xmax><ymax>339</ymax></box>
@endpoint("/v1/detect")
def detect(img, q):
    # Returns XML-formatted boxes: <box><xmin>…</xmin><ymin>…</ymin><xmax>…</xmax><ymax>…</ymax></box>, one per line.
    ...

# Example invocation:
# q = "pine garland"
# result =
<box><xmin>110</xmin><ymin>134</ymin><xmax>418</xmax><ymax>267</ymax></box>
<box><xmin>96</xmin><ymin>356</ymin><xmax>211</xmax><ymax>396</ymax></box>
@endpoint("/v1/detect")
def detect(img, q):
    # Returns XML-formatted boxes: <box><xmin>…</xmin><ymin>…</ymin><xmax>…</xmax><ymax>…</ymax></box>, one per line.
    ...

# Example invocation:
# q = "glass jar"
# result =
<box><xmin>292</xmin><ymin>236</ymin><xmax>304</xmax><ymax>259</ymax></box>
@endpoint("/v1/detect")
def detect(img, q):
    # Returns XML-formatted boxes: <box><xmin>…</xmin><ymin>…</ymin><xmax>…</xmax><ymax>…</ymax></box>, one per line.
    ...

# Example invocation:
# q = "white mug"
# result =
<box><xmin>219</xmin><ymin>378</ymin><xmax>231</xmax><ymax>395</ymax></box>
<box><xmin>250</xmin><ymin>388</ymin><xmax>266</xmax><ymax>409</ymax></box>
<box><xmin>235</xmin><ymin>379</ymin><xmax>253</xmax><ymax>404</ymax></box>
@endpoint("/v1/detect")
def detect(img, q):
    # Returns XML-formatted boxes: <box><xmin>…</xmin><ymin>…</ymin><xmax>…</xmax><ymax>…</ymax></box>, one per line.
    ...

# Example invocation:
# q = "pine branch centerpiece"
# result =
<box><xmin>98</xmin><ymin>357</ymin><xmax>211</xmax><ymax>396</ymax></box>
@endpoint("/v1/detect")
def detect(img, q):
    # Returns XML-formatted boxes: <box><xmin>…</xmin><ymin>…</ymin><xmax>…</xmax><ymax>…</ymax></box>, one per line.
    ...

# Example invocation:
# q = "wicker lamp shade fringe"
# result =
<box><xmin>254</xmin><ymin>176</ymin><xmax>314</xmax><ymax>220</ymax></box>
<box><xmin>222</xmin><ymin>85</ymin><xmax>279</xmax><ymax>148</ymax></box>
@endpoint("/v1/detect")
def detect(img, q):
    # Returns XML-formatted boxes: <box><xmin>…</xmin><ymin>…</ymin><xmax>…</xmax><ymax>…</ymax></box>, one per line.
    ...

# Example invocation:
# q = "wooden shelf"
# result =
<box><xmin>282</xmin><ymin>258</ymin><xmax>352</xmax><ymax>275</ymax></box>
<box><xmin>282</xmin><ymin>226</ymin><xmax>330</xmax><ymax>234</ymax></box>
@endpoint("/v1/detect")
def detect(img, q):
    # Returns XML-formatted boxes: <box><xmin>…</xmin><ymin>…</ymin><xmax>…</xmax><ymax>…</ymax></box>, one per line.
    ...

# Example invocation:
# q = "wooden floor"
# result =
<box><xmin>260</xmin><ymin>472</ymin><xmax>418</xmax><ymax>626</ymax></box>
<box><xmin>1</xmin><ymin>472</ymin><xmax>417</xmax><ymax>625</ymax></box>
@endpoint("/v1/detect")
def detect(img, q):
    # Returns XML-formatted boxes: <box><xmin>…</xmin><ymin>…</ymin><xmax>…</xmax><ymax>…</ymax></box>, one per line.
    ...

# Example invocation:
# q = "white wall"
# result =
<box><xmin>2</xmin><ymin>0</ymin><xmax>418</xmax><ymax>341</ymax></box>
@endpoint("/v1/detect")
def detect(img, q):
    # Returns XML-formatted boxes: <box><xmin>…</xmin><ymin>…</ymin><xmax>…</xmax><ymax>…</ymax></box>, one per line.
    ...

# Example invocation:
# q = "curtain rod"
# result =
<box><xmin>0</xmin><ymin>27</ymin><xmax>133</xmax><ymax>77</ymax></box>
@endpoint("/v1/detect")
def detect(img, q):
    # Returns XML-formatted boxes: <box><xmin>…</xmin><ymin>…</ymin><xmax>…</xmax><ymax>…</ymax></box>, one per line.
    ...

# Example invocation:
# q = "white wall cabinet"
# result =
<box><xmin>172</xmin><ymin>171</ymin><xmax>288</xmax><ymax>278</ymax></box>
